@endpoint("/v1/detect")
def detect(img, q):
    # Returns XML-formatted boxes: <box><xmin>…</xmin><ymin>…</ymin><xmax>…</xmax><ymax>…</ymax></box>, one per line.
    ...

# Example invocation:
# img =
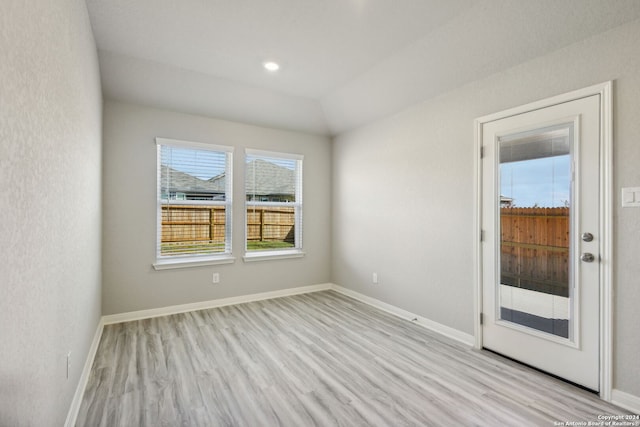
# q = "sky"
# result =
<box><xmin>500</xmin><ymin>154</ymin><xmax>571</xmax><ymax>208</ymax></box>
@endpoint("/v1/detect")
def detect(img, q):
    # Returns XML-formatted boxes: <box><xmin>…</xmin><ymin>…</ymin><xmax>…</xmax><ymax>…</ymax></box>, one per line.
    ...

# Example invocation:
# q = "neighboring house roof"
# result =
<box><xmin>501</xmin><ymin>196</ymin><xmax>514</xmax><ymax>206</ymax></box>
<box><xmin>161</xmin><ymin>159</ymin><xmax>294</xmax><ymax>196</ymax></box>
<box><xmin>244</xmin><ymin>159</ymin><xmax>295</xmax><ymax>196</ymax></box>
<box><xmin>160</xmin><ymin>165</ymin><xmax>225</xmax><ymax>194</ymax></box>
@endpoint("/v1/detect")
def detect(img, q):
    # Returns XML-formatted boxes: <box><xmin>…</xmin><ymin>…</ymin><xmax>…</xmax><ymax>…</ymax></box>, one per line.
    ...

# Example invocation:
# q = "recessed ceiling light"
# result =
<box><xmin>263</xmin><ymin>61</ymin><xmax>280</xmax><ymax>72</ymax></box>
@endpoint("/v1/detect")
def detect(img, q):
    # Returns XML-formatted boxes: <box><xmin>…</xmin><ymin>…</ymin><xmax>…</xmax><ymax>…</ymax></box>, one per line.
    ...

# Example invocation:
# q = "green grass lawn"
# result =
<box><xmin>161</xmin><ymin>242</ymin><xmax>225</xmax><ymax>255</ymax></box>
<box><xmin>161</xmin><ymin>240</ymin><xmax>294</xmax><ymax>255</ymax></box>
<box><xmin>247</xmin><ymin>241</ymin><xmax>295</xmax><ymax>250</ymax></box>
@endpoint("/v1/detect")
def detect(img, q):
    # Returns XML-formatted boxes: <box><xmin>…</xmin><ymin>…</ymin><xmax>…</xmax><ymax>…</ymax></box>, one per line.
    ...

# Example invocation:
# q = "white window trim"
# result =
<box><xmin>156</xmin><ymin>137</ymin><xmax>233</xmax><ymax>153</ymax></box>
<box><xmin>153</xmin><ymin>255</ymin><xmax>236</xmax><ymax>270</ymax></box>
<box><xmin>244</xmin><ymin>149</ymin><xmax>304</xmax><ymax>260</ymax></box>
<box><xmin>154</xmin><ymin>137</ymin><xmax>235</xmax><ymax>269</ymax></box>
<box><xmin>242</xmin><ymin>249</ymin><xmax>305</xmax><ymax>263</ymax></box>
<box><xmin>244</xmin><ymin>149</ymin><xmax>303</xmax><ymax>161</ymax></box>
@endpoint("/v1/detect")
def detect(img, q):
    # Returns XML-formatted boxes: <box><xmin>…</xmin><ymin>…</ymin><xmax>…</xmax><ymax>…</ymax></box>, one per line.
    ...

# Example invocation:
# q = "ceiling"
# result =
<box><xmin>86</xmin><ymin>0</ymin><xmax>640</xmax><ymax>136</ymax></box>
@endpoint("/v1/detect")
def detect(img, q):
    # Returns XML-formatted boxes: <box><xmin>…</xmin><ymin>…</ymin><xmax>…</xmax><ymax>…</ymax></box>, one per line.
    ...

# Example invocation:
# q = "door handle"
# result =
<box><xmin>581</xmin><ymin>232</ymin><xmax>594</xmax><ymax>242</ymax></box>
<box><xmin>581</xmin><ymin>253</ymin><xmax>595</xmax><ymax>263</ymax></box>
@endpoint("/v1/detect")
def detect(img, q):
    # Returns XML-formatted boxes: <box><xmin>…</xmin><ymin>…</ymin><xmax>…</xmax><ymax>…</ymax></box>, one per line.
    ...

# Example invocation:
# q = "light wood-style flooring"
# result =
<box><xmin>77</xmin><ymin>290</ymin><xmax>627</xmax><ymax>426</ymax></box>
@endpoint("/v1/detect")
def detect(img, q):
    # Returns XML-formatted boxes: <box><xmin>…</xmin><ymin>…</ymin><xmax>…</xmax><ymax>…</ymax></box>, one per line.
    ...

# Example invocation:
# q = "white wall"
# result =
<box><xmin>102</xmin><ymin>101</ymin><xmax>331</xmax><ymax>315</ymax></box>
<box><xmin>0</xmin><ymin>0</ymin><xmax>103</xmax><ymax>425</ymax></box>
<box><xmin>332</xmin><ymin>20</ymin><xmax>640</xmax><ymax>397</ymax></box>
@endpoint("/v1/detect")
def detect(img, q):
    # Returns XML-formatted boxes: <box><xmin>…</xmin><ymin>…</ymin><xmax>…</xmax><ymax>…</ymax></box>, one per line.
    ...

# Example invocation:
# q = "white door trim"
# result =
<box><xmin>473</xmin><ymin>81</ymin><xmax>613</xmax><ymax>400</ymax></box>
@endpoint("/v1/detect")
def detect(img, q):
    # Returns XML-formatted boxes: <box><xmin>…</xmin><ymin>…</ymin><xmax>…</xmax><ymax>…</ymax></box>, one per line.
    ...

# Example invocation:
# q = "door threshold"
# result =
<box><xmin>481</xmin><ymin>347</ymin><xmax>599</xmax><ymax>395</ymax></box>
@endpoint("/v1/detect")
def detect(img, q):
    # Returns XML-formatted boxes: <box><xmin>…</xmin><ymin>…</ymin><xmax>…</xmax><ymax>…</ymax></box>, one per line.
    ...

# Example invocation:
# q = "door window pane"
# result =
<box><xmin>498</xmin><ymin>123</ymin><xmax>573</xmax><ymax>338</ymax></box>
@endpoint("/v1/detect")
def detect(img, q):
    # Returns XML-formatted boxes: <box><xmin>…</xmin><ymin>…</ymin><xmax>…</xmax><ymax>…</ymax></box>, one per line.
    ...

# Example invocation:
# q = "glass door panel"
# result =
<box><xmin>498</xmin><ymin>123</ymin><xmax>573</xmax><ymax>339</ymax></box>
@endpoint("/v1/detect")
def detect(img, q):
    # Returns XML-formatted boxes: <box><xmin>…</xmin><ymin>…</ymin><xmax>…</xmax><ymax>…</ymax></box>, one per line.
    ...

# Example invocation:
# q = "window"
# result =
<box><xmin>245</xmin><ymin>149</ymin><xmax>303</xmax><ymax>260</ymax></box>
<box><xmin>154</xmin><ymin>138</ymin><xmax>233</xmax><ymax>269</ymax></box>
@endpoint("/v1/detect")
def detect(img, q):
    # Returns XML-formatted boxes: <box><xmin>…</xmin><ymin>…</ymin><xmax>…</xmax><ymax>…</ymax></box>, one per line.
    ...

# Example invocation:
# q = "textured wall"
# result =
<box><xmin>102</xmin><ymin>101</ymin><xmax>331</xmax><ymax>315</ymax></box>
<box><xmin>0</xmin><ymin>0</ymin><xmax>102</xmax><ymax>425</ymax></box>
<box><xmin>332</xmin><ymin>20</ymin><xmax>640</xmax><ymax>397</ymax></box>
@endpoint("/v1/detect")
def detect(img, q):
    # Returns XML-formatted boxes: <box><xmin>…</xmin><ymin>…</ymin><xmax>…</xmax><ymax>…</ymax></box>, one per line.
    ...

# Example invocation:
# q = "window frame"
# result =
<box><xmin>243</xmin><ymin>148</ymin><xmax>304</xmax><ymax>262</ymax></box>
<box><xmin>153</xmin><ymin>137</ymin><xmax>235</xmax><ymax>270</ymax></box>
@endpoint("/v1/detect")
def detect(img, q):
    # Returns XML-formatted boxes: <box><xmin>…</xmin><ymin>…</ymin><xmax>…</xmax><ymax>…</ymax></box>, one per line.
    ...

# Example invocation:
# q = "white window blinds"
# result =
<box><xmin>245</xmin><ymin>149</ymin><xmax>303</xmax><ymax>253</ymax></box>
<box><xmin>156</xmin><ymin>138</ymin><xmax>233</xmax><ymax>260</ymax></box>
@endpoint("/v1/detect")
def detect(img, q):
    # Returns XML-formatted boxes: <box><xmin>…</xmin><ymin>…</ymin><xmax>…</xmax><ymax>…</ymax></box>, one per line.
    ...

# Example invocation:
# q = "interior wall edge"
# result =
<box><xmin>64</xmin><ymin>319</ymin><xmax>105</xmax><ymax>427</ymax></box>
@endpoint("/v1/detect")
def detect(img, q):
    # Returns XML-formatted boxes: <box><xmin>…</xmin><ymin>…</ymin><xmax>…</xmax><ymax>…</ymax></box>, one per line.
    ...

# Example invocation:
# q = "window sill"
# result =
<box><xmin>153</xmin><ymin>255</ymin><xmax>236</xmax><ymax>270</ymax></box>
<box><xmin>243</xmin><ymin>250</ymin><xmax>306</xmax><ymax>262</ymax></box>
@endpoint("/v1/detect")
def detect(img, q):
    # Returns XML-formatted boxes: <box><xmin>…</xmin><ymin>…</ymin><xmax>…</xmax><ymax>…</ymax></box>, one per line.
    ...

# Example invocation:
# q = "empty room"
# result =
<box><xmin>2</xmin><ymin>0</ymin><xmax>640</xmax><ymax>426</ymax></box>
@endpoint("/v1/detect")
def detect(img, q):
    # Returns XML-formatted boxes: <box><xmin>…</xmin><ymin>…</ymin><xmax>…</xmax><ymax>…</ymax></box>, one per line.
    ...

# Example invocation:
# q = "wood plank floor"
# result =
<box><xmin>76</xmin><ymin>290</ymin><xmax>628</xmax><ymax>426</ymax></box>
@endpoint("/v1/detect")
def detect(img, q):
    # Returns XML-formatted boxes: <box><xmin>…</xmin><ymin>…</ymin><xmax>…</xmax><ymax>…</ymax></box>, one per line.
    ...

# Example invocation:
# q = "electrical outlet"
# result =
<box><xmin>212</xmin><ymin>272</ymin><xmax>220</xmax><ymax>284</ymax></box>
<box><xmin>372</xmin><ymin>272</ymin><xmax>378</xmax><ymax>284</ymax></box>
<box><xmin>66</xmin><ymin>352</ymin><xmax>71</xmax><ymax>379</ymax></box>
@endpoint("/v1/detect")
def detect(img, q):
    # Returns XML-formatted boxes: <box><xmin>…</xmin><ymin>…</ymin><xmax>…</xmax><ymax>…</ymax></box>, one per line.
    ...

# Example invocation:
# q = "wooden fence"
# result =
<box><xmin>161</xmin><ymin>205</ymin><xmax>226</xmax><ymax>244</ymax></box>
<box><xmin>161</xmin><ymin>205</ymin><xmax>294</xmax><ymax>244</ymax></box>
<box><xmin>246</xmin><ymin>206</ymin><xmax>295</xmax><ymax>243</ymax></box>
<box><xmin>500</xmin><ymin>207</ymin><xmax>569</xmax><ymax>297</ymax></box>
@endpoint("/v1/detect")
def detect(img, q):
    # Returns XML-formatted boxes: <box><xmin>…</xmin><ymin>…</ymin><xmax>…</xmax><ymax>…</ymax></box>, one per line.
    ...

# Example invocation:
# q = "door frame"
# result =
<box><xmin>473</xmin><ymin>81</ymin><xmax>613</xmax><ymax>400</ymax></box>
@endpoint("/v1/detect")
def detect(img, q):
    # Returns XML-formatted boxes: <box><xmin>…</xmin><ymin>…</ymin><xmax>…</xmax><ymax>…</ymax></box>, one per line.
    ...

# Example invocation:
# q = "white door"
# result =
<box><xmin>480</xmin><ymin>94</ymin><xmax>601</xmax><ymax>391</ymax></box>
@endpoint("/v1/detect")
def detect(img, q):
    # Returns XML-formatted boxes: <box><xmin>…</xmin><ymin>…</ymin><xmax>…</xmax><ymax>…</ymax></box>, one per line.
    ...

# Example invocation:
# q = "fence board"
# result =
<box><xmin>500</xmin><ymin>207</ymin><xmax>569</xmax><ymax>297</ymax></box>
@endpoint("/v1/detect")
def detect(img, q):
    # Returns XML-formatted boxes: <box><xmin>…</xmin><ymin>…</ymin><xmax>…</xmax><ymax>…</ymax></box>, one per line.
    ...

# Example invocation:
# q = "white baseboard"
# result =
<box><xmin>102</xmin><ymin>283</ymin><xmax>333</xmax><ymax>325</ymax></box>
<box><xmin>611</xmin><ymin>389</ymin><xmax>640</xmax><ymax>414</ymax></box>
<box><xmin>331</xmin><ymin>284</ymin><xmax>475</xmax><ymax>346</ymax></box>
<box><xmin>97</xmin><ymin>283</ymin><xmax>475</xmax><ymax>349</ymax></box>
<box><xmin>64</xmin><ymin>320</ymin><xmax>104</xmax><ymax>427</ymax></box>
